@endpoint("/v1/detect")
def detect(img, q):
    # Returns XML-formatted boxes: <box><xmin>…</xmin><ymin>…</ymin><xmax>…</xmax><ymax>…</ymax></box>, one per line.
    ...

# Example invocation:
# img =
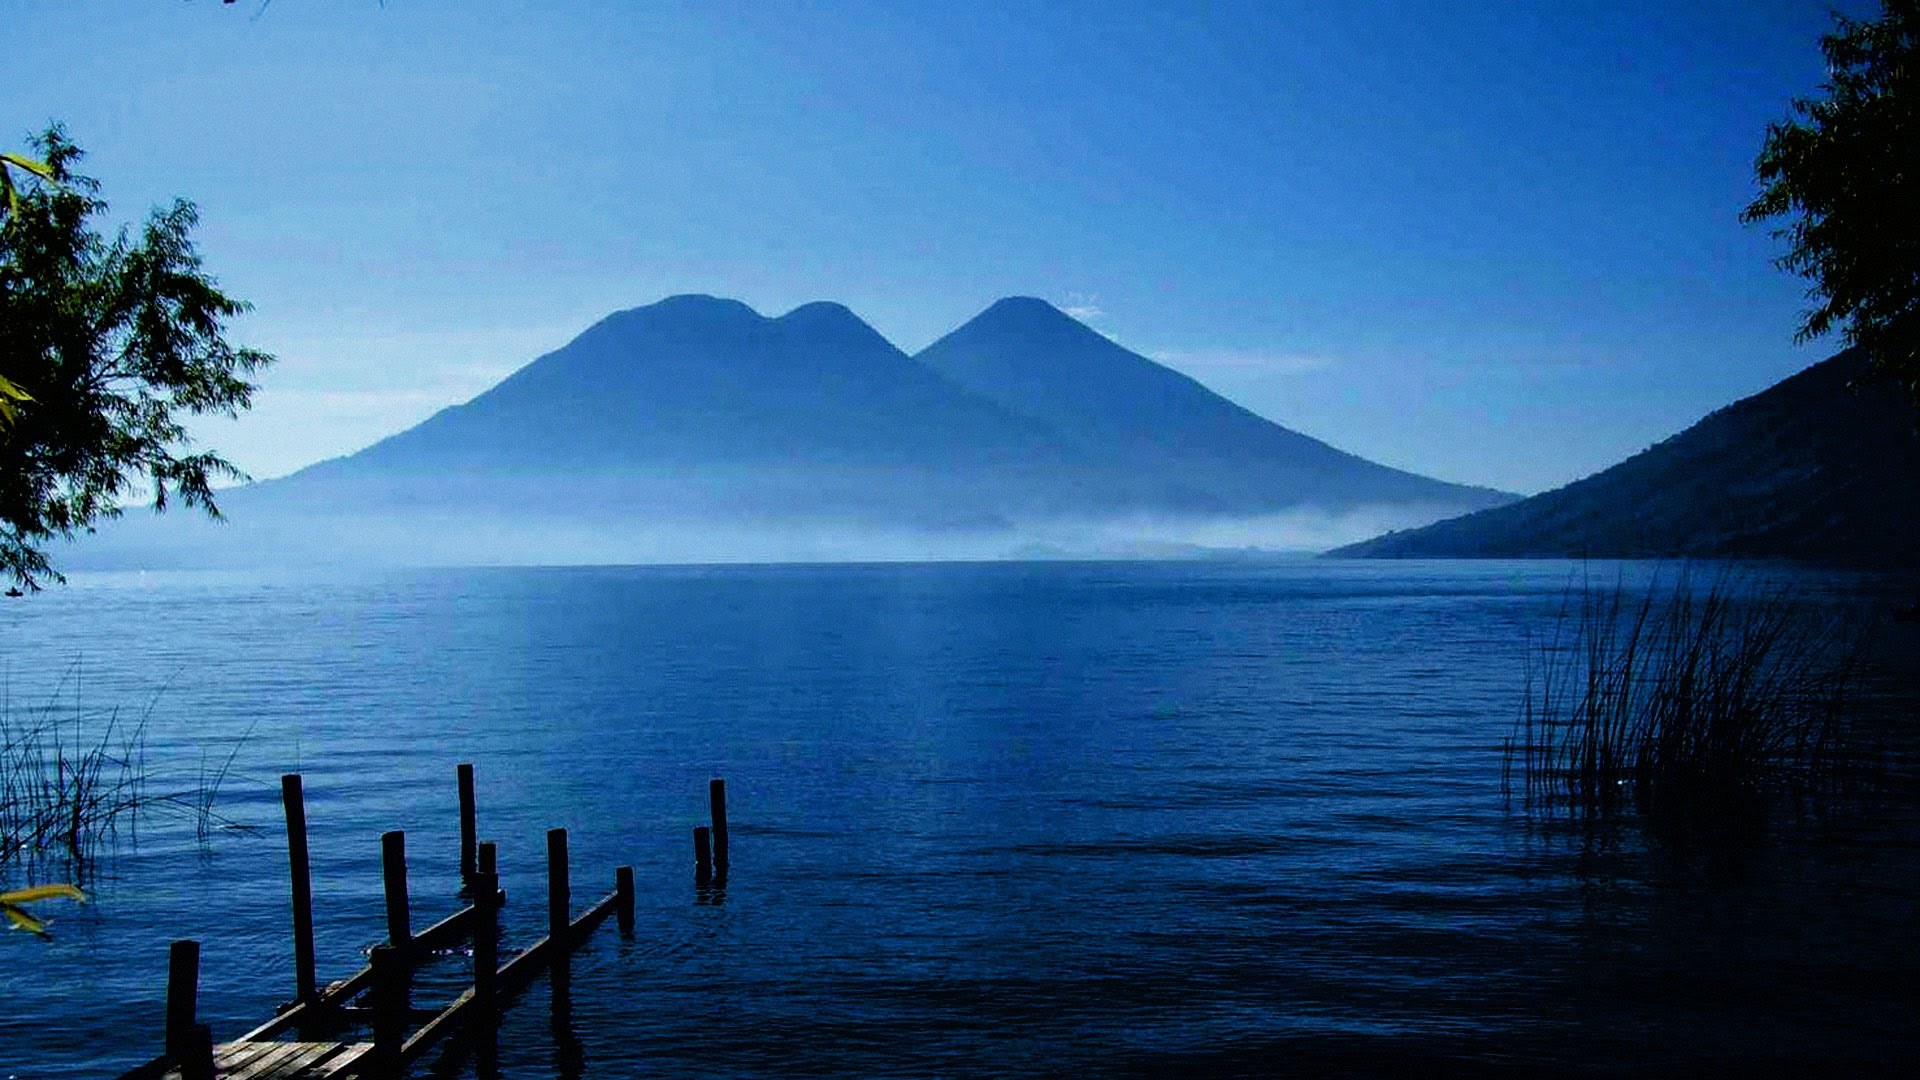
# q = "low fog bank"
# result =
<box><xmin>62</xmin><ymin>500</ymin><xmax>1462</xmax><ymax>572</ymax></box>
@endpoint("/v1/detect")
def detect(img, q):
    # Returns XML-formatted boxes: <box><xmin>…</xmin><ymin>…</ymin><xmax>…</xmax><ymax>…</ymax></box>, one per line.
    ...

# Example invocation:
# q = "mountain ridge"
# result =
<box><xmin>70</xmin><ymin>294</ymin><xmax>1514</xmax><ymax>569</ymax></box>
<box><xmin>1331</xmin><ymin>349</ymin><xmax>1920</xmax><ymax>567</ymax></box>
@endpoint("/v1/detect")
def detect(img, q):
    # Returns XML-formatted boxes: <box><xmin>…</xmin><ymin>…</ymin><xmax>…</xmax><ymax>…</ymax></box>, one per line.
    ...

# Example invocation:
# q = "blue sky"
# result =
<box><xmin>6</xmin><ymin>0</ymin><xmax>1868</xmax><ymax>493</ymax></box>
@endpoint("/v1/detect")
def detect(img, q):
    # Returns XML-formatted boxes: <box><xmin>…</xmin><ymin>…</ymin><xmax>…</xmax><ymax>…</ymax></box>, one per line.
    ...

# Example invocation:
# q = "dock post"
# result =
<box><xmin>547</xmin><ymin>827</ymin><xmax>571</xmax><ymax>946</ymax></box>
<box><xmin>694</xmin><ymin>825</ymin><xmax>713</xmax><ymax>887</ymax></box>
<box><xmin>478</xmin><ymin>839</ymin><xmax>497</xmax><ymax>876</ymax></box>
<box><xmin>182</xmin><ymin>1024</ymin><xmax>215</xmax><ymax>1080</ymax></box>
<box><xmin>370</xmin><ymin>943</ymin><xmax>406</xmax><ymax>1074</ymax></box>
<box><xmin>280</xmin><ymin>773</ymin><xmax>318</xmax><ymax>1004</ymax></box>
<box><xmin>709</xmin><ymin>778</ymin><xmax>729</xmax><ymax>876</ymax></box>
<box><xmin>164</xmin><ymin>939</ymin><xmax>202</xmax><ymax>1067</ymax></box>
<box><xmin>472</xmin><ymin>868</ymin><xmax>500</xmax><ymax>1033</ymax></box>
<box><xmin>615</xmin><ymin>865</ymin><xmax>635</xmax><ymax>935</ymax></box>
<box><xmin>457</xmin><ymin>762</ymin><xmax>477</xmax><ymax>880</ymax></box>
<box><xmin>382</xmin><ymin>830</ymin><xmax>412</xmax><ymax>950</ymax></box>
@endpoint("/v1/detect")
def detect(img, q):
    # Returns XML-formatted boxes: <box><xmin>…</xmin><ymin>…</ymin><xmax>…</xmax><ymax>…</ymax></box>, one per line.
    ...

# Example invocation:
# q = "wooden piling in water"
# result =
<box><xmin>382</xmin><ymin>830</ymin><xmax>411</xmax><ymax>950</ymax></box>
<box><xmin>547</xmin><ymin>828</ymin><xmax>571</xmax><ymax>945</ymax></box>
<box><xmin>471</xmin><ymin>868</ymin><xmax>500</xmax><ymax>1033</ymax></box>
<box><xmin>370</xmin><ymin>943</ymin><xmax>405</xmax><ymax>1074</ymax></box>
<box><xmin>615</xmin><ymin>865</ymin><xmax>635</xmax><ymax>935</ymax></box>
<box><xmin>280</xmin><ymin>774</ymin><xmax>318</xmax><ymax>1004</ymax></box>
<box><xmin>694</xmin><ymin>825</ymin><xmax>713</xmax><ymax>886</ymax></box>
<box><xmin>164</xmin><ymin>939</ymin><xmax>206</xmax><ymax>1075</ymax></box>
<box><xmin>180</xmin><ymin>1024</ymin><xmax>214</xmax><ymax>1080</ymax></box>
<box><xmin>709</xmin><ymin>778</ymin><xmax>729</xmax><ymax>875</ymax></box>
<box><xmin>457</xmin><ymin>762</ymin><xmax>477</xmax><ymax>880</ymax></box>
<box><xmin>120</xmin><ymin>771</ymin><xmax>673</xmax><ymax>1079</ymax></box>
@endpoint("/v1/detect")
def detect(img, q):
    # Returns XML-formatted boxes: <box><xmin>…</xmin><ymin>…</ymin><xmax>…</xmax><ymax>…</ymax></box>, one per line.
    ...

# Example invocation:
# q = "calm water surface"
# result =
<box><xmin>1</xmin><ymin>560</ymin><xmax>1915</xmax><ymax>1077</ymax></box>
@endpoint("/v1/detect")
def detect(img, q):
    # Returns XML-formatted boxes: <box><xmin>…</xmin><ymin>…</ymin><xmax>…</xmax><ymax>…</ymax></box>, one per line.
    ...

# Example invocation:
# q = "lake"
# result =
<box><xmin>2</xmin><ymin>559</ymin><xmax>1916</xmax><ymax>1077</ymax></box>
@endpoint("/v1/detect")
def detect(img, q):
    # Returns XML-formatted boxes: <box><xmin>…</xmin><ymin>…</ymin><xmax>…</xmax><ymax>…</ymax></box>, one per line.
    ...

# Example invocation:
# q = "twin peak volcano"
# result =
<box><xmin>82</xmin><ymin>295</ymin><xmax>1513</xmax><ymax>568</ymax></box>
<box><xmin>328</xmin><ymin>294</ymin><xmax>1501</xmax><ymax>506</ymax></box>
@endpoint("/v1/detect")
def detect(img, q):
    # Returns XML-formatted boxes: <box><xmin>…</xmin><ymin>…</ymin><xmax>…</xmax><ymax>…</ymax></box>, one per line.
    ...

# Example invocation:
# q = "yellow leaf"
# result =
<box><xmin>0</xmin><ymin>884</ymin><xmax>86</xmax><ymax>905</ymax></box>
<box><xmin>0</xmin><ymin>153</ymin><xmax>54</xmax><ymax>180</ymax></box>
<box><xmin>0</xmin><ymin>374</ymin><xmax>28</xmax><ymax>426</ymax></box>
<box><xmin>2</xmin><ymin>902</ymin><xmax>49</xmax><ymax>937</ymax></box>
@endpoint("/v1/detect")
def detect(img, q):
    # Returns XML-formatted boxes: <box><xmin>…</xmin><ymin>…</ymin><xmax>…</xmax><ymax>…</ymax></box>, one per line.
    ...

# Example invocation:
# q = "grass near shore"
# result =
<box><xmin>1506</xmin><ymin>571</ymin><xmax>1879</xmax><ymax>817</ymax></box>
<box><xmin>2</xmin><ymin>673</ymin><xmax>250</xmax><ymax>877</ymax></box>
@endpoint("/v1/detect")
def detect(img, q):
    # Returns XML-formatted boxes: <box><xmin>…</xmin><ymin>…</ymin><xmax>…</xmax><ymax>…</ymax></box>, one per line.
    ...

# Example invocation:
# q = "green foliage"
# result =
<box><xmin>0</xmin><ymin>125</ymin><xmax>273</xmax><ymax>588</ymax></box>
<box><xmin>1744</xmin><ymin>1</ymin><xmax>1920</xmax><ymax>411</ymax></box>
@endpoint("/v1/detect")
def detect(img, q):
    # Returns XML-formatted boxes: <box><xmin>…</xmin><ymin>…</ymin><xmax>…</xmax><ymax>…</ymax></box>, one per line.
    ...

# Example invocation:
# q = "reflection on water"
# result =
<box><xmin>0</xmin><ymin>560</ymin><xmax>1914</xmax><ymax>1077</ymax></box>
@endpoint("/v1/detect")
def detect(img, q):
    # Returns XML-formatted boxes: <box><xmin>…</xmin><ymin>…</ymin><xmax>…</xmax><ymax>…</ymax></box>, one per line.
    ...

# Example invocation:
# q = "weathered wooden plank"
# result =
<box><xmin>399</xmin><ymin>989</ymin><xmax>475</xmax><ymax>1065</ymax></box>
<box><xmin>497</xmin><ymin>888</ymin><xmax>620</xmax><ymax>994</ymax></box>
<box><xmin>156</xmin><ymin>1041</ymin><xmax>372</xmax><ymax>1080</ymax></box>
<box><xmin>406</xmin><ymin>888</ymin><xmax>609</xmax><ymax>1065</ymax></box>
<box><xmin>312</xmin><ymin>1044</ymin><xmax>371</xmax><ymax>1079</ymax></box>
<box><xmin>229</xmin><ymin>1041</ymin><xmax>307</xmax><ymax>1079</ymax></box>
<box><xmin>152</xmin><ymin>1039</ymin><xmax>372</xmax><ymax>1080</ymax></box>
<box><xmin>335</xmin><ymin>1005</ymin><xmax>444</xmax><ymax>1023</ymax></box>
<box><xmin>574</xmin><ymin>888</ymin><xmax>619</xmax><ymax>936</ymax></box>
<box><xmin>497</xmin><ymin>934</ymin><xmax>554</xmax><ymax>993</ymax></box>
<box><xmin>258</xmin><ymin>1043</ymin><xmax>336</xmax><ymax>1079</ymax></box>
<box><xmin>213</xmin><ymin>1041</ymin><xmax>282</xmax><ymax>1072</ymax></box>
<box><xmin>142</xmin><ymin>880</ymin><xmax>614</xmax><ymax>1079</ymax></box>
<box><xmin>415</xmin><ymin>891</ymin><xmax>501</xmax><ymax>951</ymax></box>
<box><xmin>237</xmin><ymin>988</ymin><xmax>347</xmax><ymax>1044</ymax></box>
<box><xmin>125</xmin><ymin>801</ymin><xmax>633</xmax><ymax>1080</ymax></box>
<box><xmin>237</xmin><ymin>893</ymin><xmax>498</xmax><ymax>1043</ymax></box>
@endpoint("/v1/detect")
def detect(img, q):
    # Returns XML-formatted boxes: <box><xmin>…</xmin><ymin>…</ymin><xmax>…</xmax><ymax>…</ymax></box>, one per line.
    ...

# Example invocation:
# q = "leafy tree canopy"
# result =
<box><xmin>1744</xmin><ymin>1</ymin><xmax>1920</xmax><ymax>411</ymax></box>
<box><xmin>0</xmin><ymin>125</ymin><xmax>273</xmax><ymax>589</ymax></box>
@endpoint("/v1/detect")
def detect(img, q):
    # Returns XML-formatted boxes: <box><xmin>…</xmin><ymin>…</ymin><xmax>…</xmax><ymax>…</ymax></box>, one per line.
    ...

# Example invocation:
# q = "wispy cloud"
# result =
<box><xmin>1055</xmin><ymin>295</ymin><xmax>1130</xmax><ymax>343</ymax></box>
<box><xmin>1058</xmin><ymin>292</ymin><xmax>1106</xmax><ymax>324</ymax></box>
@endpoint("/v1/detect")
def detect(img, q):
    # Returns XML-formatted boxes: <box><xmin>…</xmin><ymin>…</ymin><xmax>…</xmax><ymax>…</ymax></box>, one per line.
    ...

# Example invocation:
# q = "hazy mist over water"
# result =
<box><xmin>68</xmin><ymin>500</ymin><xmax>1468</xmax><ymax>571</ymax></box>
<box><xmin>4</xmin><ymin>560</ymin><xmax>1915</xmax><ymax>1077</ymax></box>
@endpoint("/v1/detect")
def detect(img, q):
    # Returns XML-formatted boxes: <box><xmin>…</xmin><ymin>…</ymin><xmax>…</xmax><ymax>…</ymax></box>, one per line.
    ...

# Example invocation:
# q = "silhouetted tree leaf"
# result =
<box><xmin>0</xmin><ymin>125</ymin><xmax>274</xmax><ymax>589</ymax></box>
<box><xmin>1744</xmin><ymin>1</ymin><xmax>1920</xmax><ymax>412</ymax></box>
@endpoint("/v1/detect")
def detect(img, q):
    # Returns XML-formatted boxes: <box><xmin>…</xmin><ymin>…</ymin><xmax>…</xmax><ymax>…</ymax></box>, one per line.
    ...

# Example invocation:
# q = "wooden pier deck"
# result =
<box><xmin>158</xmin><ymin>1041</ymin><xmax>372</xmax><ymax>1080</ymax></box>
<box><xmin>117</xmin><ymin>768</ymin><xmax>725</xmax><ymax>1080</ymax></box>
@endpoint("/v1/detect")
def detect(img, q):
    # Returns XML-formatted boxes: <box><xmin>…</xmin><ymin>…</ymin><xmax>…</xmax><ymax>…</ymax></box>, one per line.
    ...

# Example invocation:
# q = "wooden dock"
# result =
<box><xmin>163</xmin><ymin>1041</ymin><xmax>373</xmax><ymax>1080</ymax></box>
<box><xmin>118</xmin><ymin>768</ymin><xmax>728</xmax><ymax>1079</ymax></box>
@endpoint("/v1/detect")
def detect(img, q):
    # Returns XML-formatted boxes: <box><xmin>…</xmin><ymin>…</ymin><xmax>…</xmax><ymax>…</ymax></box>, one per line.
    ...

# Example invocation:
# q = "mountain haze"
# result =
<box><xmin>1334</xmin><ymin>349</ymin><xmax>1920</xmax><ymax>567</ymax></box>
<box><xmin>73</xmin><ymin>295</ymin><xmax>1512</xmax><ymax>568</ymax></box>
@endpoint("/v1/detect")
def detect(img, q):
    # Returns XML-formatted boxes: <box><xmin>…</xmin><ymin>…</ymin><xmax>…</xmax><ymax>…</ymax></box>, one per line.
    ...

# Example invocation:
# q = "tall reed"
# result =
<box><xmin>1</xmin><ymin>679</ymin><xmax>248</xmax><ymax>874</ymax></box>
<box><xmin>1507</xmin><ymin>571</ymin><xmax>1872</xmax><ymax>816</ymax></box>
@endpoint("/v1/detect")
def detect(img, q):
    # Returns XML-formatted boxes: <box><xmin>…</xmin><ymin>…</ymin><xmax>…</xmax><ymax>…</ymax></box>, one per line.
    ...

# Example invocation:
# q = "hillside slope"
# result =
<box><xmin>1333</xmin><ymin>350</ymin><xmax>1920</xmax><ymax>566</ymax></box>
